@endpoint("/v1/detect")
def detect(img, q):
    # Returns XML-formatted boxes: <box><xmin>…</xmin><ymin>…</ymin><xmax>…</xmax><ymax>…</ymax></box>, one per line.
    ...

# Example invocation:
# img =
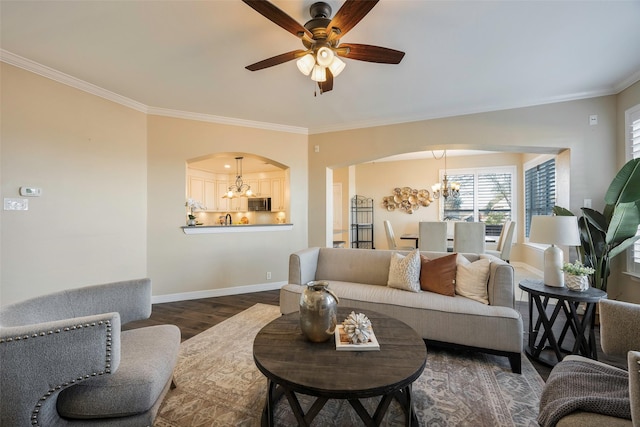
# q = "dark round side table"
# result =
<box><xmin>519</xmin><ymin>278</ymin><xmax>607</xmax><ymax>367</ymax></box>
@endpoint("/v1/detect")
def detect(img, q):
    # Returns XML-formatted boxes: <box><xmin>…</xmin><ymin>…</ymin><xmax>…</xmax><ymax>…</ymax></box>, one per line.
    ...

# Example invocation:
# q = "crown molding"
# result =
<box><xmin>146</xmin><ymin>107</ymin><xmax>308</xmax><ymax>135</ymax></box>
<box><xmin>1</xmin><ymin>49</ymin><xmax>148</xmax><ymax>113</ymax></box>
<box><xmin>1</xmin><ymin>49</ymin><xmax>308</xmax><ymax>135</ymax></box>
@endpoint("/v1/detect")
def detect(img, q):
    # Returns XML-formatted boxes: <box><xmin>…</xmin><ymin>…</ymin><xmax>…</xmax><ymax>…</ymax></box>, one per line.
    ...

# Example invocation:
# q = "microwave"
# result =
<box><xmin>248</xmin><ymin>197</ymin><xmax>271</xmax><ymax>211</ymax></box>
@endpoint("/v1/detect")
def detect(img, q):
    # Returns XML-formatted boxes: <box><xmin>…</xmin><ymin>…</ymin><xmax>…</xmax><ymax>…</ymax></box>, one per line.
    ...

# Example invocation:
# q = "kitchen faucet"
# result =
<box><xmin>225</xmin><ymin>213</ymin><xmax>232</xmax><ymax>225</ymax></box>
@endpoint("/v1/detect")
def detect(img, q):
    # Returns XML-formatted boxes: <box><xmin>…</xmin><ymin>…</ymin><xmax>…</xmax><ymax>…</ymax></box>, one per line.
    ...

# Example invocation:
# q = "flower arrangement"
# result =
<box><xmin>561</xmin><ymin>261</ymin><xmax>595</xmax><ymax>276</ymax></box>
<box><xmin>186</xmin><ymin>199</ymin><xmax>205</xmax><ymax>218</ymax></box>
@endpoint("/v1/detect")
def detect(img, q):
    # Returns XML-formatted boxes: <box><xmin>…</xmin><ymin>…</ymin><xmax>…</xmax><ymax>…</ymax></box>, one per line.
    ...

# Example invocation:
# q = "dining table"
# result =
<box><xmin>400</xmin><ymin>233</ymin><xmax>496</xmax><ymax>251</ymax></box>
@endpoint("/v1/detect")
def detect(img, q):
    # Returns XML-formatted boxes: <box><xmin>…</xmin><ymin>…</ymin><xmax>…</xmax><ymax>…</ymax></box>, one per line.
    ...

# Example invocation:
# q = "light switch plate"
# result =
<box><xmin>4</xmin><ymin>198</ymin><xmax>28</xmax><ymax>210</ymax></box>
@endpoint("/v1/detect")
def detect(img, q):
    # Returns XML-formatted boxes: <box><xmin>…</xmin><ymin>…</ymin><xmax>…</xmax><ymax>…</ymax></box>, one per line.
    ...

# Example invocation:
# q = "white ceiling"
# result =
<box><xmin>2</xmin><ymin>0</ymin><xmax>640</xmax><ymax>137</ymax></box>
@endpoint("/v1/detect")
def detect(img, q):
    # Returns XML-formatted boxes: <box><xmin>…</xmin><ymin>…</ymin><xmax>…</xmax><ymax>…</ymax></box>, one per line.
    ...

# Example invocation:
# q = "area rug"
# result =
<box><xmin>155</xmin><ymin>303</ymin><xmax>544</xmax><ymax>426</ymax></box>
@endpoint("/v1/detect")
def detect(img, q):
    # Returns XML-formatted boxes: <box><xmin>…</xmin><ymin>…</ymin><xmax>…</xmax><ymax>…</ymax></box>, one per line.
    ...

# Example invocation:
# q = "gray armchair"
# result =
<box><xmin>0</xmin><ymin>278</ymin><xmax>180</xmax><ymax>426</ymax></box>
<box><xmin>538</xmin><ymin>299</ymin><xmax>640</xmax><ymax>427</ymax></box>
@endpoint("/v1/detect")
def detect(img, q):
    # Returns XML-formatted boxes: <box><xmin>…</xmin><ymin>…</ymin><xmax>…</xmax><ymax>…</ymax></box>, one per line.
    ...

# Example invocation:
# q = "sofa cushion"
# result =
<box><xmin>420</xmin><ymin>253</ymin><xmax>457</xmax><ymax>296</ymax></box>
<box><xmin>456</xmin><ymin>257</ymin><xmax>491</xmax><ymax>304</ymax></box>
<box><xmin>57</xmin><ymin>324</ymin><xmax>180</xmax><ymax>419</ymax></box>
<box><xmin>387</xmin><ymin>249</ymin><xmax>421</xmax><ymax>292</ymax></box>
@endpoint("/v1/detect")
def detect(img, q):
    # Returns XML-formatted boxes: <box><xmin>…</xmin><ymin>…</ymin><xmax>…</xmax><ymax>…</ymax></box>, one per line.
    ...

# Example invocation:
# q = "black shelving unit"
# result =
<box><xmin>351</xmin><ymin>195</ymin><xmax>374</xmax><ymax>249</ymax></box>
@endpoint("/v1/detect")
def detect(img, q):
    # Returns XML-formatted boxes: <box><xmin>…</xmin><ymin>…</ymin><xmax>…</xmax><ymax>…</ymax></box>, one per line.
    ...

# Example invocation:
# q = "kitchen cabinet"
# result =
<box><xmin>270</xmin><ymin>177</ymin><xmax>284</xmax><ymax>211</ymax></box>
<box><xmin>259</xmin><ymin>179</ymin><xmax>272</xmax><ymax>197</ymax></box>
<box><xmin>216</xmin><ymin>181</ymin><xmax>229</xmax><ymax>212</ymax></box>
<box><xmin>188</xmin><ymin>175</ymin><xmax>215</xmax><ymax>211</ymax></box>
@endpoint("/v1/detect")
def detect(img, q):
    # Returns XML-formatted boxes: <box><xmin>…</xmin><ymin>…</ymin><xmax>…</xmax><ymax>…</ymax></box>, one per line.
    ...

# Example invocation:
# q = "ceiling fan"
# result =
<box><xmin>243</xmin><ymin>0</ymin><xmax>405</xmax><ymax>94</ymax></box>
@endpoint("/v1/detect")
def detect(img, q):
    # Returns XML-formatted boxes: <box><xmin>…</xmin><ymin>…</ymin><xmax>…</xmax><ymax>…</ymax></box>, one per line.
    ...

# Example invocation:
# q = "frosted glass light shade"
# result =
<box><xmin>296</xmin><ymin>54</ymin><xmax>315</xmax><ymax>76</ymax></box>
<box><xmin>316</xmin><ymin>47</ymin><xmax>334</xmax><ymax>67</ymax></box>
<box><xmin>328</xmin><ymin>56</ymin><xmax>346</xmax><ymax>77</ymax></box>
<box><xmin>310</xmin><ymin>64</ymin><xmax>326</xmax><ymax>82</ymax></box>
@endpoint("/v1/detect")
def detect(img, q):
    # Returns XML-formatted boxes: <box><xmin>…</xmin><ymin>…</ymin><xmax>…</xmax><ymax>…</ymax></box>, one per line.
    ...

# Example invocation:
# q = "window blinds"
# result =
<box><xmin>524</xmin><ymin>159</ymin><xmax>556</xmax><ymax>237</ymax></box>
<box><xmin>629</xmin><ymin>106</ymin><xmax>640</xmax><ymax>273</ymax></box>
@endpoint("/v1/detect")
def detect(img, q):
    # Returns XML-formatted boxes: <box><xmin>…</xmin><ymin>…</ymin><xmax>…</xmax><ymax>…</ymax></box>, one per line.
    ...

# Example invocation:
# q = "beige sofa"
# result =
<box><xmin>280</xmin><ymin>247</ymin><xmax>523</xmax><ymax>373</ymax></box>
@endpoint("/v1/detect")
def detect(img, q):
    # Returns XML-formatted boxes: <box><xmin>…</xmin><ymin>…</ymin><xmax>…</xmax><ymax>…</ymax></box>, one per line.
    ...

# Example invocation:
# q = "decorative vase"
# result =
<box><xmin>299</xmin><ymin>281</ymin><xmax>339</xmax><ymax>343</ymax></box>
<box><xmin>564</xmin><ymin>273</ymin><xmax>590</xmax><ymax>291</ymax></box>
<box><xmin>187</xmin><ymin>218</ymin><xmax>197</xmax><ymax>226</ymax></box>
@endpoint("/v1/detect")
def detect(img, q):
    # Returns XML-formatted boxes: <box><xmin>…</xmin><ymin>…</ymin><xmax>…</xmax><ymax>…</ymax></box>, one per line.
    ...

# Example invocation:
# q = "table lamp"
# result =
<box><xmin>529</xmin><ymin>215</ymin><xmax>581</xmax><ymax>287</ymax></box>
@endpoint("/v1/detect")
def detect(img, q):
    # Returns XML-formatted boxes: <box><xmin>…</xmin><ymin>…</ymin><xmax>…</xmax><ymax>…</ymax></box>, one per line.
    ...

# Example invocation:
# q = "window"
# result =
<box><xmin>627</xmin><ymin>104</ymin><xmax>640</xmax><ymax>275</ymax></box>
<box><xmin>442</xmin><ymin>167</ymin><xmax>515</xmax><ymax>236</ymax></box>
<box><xmin>524</xmin><ymin>158</ymin><xmax>556</xmax><ymax>238</ymax></box>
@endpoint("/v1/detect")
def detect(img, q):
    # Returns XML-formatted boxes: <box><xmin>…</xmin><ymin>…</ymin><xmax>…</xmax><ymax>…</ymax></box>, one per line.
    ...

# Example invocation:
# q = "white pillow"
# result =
<box><xmin>387</xmin><ymin>249</ymin><xmax>421</xmax><ymax>292</ymax></box>
<box><xmin>455</xmin><ymin>257</ymin><xmax>491</xmax><ymax>304</ymax></box>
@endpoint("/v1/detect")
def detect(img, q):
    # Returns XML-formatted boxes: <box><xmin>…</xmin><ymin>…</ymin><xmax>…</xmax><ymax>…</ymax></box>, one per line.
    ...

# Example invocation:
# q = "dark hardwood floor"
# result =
<box><xmin>127</xmin><ymin>289</ymin><xmax>626</xmax><ymax>382</ymax></box>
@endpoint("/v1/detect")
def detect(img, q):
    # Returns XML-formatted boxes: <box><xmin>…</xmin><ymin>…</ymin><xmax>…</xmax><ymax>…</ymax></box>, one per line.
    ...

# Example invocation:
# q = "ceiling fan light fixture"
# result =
<box><xmin>316</xmin><ymin>46</ymin><xmax>334</xmax><ymax>67</ymax></box>
<box><xmin>296</xmin><ymin>53</ymin><xmax>315</xmax><ymax>76</ymax></box>
<box><xmin>328</xmin><ymin>56</ymin><xmax>346</xmax><ymax>77</ymax></box>
<box><xmin>310</xmin><ymin>64</ymin><xmax>327</xmax><ymax>82</ymax></box>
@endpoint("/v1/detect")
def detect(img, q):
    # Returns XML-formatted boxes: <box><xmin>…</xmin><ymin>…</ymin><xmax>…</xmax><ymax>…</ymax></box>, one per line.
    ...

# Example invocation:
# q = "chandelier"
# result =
<box><xmin>222</xmin><ymin>157</ymin><xmax>253</xmax><ymax>199</ymax></box>
<box><xmin>431</xmin><ymin>150</ymin><xmax>460</xmax><ymax>199</ymax></box>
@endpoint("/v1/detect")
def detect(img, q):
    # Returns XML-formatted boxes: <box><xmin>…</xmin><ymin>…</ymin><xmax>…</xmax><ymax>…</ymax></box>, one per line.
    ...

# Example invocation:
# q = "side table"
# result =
<box><xmin>518</xmin><ymin>278</ymin><xmax>607</xmax><ymax>367</ymax></box>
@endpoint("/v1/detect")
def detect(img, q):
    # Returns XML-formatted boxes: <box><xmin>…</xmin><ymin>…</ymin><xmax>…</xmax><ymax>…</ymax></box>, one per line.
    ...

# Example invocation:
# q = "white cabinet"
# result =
<box><xmin>188</xmin><ymin>176</ymin><xmax>215</xmax><ymax>211</ymax></box>
<box><xmin>271</xmin><ymin>177</ymin><xmax>284</xmax><ymax>211</ymax></box>
<box><xmin>259</xmin><ymin>179</ymin><xmax>272</xmax><ymax>197</ymax></box>
<box><xmin>216</xmin><ymin>181</ymin><xmax>229</xmax><ymax>212</ymax></box>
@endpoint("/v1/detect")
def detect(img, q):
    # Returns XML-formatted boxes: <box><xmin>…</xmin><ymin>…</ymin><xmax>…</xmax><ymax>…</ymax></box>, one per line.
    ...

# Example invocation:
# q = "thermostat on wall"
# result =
<box><xmin>19</xmin><ymin>187</ymin><xmax>42</xmax><ymax>197</ymax></box>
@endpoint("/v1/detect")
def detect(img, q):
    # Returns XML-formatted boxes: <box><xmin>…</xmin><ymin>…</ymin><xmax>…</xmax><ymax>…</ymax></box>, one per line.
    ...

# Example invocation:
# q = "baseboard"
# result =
<box><xmin>151</xmin><ymin>281</ymin><xmax>286</xmax><ymax>304</ymax></box>
<box><xmin>512</xmin><ymin>261</ymin><xmax>542</xmax><ymax>277</ymax></box>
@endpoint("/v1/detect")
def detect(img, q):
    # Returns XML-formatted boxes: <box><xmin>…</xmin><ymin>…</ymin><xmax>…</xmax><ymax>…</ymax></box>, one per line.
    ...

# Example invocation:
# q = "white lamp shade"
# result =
<box><xmin>310</xmin><ymin>64</ymin><xmax>326</xmax><ymax>82</ymax></box>
<box><xmin>316</xmin><ymin>47</ymin><xmax>334</xmax><ymax>67</ymax></box>
<box><xmin>529</xmin><ymin>215</ymin><xmax>581</xmax><ymax>246</ymax></box>
<box><xmin>296</xmin><ymin>54</ymin><xmax>315</xmax><ymax>76</ymax></box>
<box><xmin>328</xmin><ymin>56</ymin><xmax>346</xmax><ymax>77</ymax></box>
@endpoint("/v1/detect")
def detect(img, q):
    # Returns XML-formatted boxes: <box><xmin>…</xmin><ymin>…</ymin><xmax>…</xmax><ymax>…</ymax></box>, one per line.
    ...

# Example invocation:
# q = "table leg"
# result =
<box><xmin>531</xmin><ymin>295</ymin><xmax>564</xmax><ymax>363</ymax></box>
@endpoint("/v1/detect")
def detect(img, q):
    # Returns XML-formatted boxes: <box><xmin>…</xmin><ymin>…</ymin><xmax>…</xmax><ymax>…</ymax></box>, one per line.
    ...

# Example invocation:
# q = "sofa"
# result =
<box><xmin>0</xmin><ymin>278</ymin><xmax>180</xmax><ymax>426</ymax></box>
<box><xmin>280</xmin><ymin>247</ymin><xmax>523</xmax><ymax>373</ymax></box>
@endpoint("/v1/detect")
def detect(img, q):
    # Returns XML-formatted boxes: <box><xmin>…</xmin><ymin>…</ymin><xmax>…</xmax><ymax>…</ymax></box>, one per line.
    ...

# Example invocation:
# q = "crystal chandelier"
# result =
<box><xmin>222</xmin><ymin>157</ymin><xmax>253</xmax><ymax>199</ymax></box>
<box><xmin>431</xmin><ymin>150</ymin><xmax>460</xmax><ymax>199</ymax></box>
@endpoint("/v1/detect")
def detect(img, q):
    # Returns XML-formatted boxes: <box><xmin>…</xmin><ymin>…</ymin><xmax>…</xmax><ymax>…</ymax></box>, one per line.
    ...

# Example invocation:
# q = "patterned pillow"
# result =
<box><xmin>455</xmin><ymin>257</ymin><xmax>491</xmax><ymax>304</ymax></box>
<box><xmin>387</xmin><ymin>249</ymin><xmax>421</xmax><ymax>292</ymax></box>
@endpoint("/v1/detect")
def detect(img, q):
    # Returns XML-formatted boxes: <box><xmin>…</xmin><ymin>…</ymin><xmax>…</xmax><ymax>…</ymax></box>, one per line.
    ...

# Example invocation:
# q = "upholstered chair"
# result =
<box><xmin>383</xmin><ymin>220</ymin><xmax>414</xmax><ymax>250</ymax></box>
<box><xmin>453</xmin><ymin>222</ymin><xmax>486</xmax><ymax>253</ymax></box>
<box><xmin>0</xmin><ymin>278</ymin><xmax>180</xmax><ymax>426</ymax></box>
<box><xmin>418</xmin><ymin>221</ymin><xmax>448</xmax><ymax>252</ymax></box>
<box><xmin>486</xmin><ymin>221</ymin><xmax>515</xmax><ymax>262</ymax></box>
<box><xmin>538</xmin><ymin>299</ymin><xmax>640</xmax><ymax>427</ymax></box>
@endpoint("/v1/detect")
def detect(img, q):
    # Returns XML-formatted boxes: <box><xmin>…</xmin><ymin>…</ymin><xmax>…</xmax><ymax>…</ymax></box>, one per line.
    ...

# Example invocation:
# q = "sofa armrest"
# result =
<box><xmin>288</xmin><ymin>247</ymin><xmax>321</xmax><ymax>285</ymax></box>
<box><xmin>628</xmin><ymin>351</ymin><xmax>640</xmax><ymax>426</ymax></box>
<box><xmin>0</xmin><ymin>313</ymin><xmax>121</xmax><ymax>426</ymax></box>
<box><xmin>599</xmin><ymin>299</ymin><xmax>640</xmax><ymax>356</ymax></box>
<box><xmin>485</xmin><ymin>256</ymin><xmax>516</xmax><ymax>308</ymax></box>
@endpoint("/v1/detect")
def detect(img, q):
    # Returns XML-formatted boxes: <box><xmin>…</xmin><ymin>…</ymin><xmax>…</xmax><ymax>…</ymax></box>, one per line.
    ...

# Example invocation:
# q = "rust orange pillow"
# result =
<box><xmin>419</xmin><ymin>253</ymin><xmax>457</xmax><ymax>296</ymax></box>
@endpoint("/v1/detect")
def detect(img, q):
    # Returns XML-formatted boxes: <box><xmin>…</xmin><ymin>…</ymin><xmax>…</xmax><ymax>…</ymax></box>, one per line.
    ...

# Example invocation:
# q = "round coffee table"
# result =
<box><xmin>253</xmin><ymin>307</ymin><xmax>427</xmax><ymax>426</ymax></box>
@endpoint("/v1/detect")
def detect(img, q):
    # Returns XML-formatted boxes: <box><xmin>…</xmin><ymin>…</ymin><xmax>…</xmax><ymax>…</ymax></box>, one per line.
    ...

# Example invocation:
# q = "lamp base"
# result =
<box><xmin>543</xmin><ymin>244</ymin><xmax>564</xmax><ymax>287</ymax></box>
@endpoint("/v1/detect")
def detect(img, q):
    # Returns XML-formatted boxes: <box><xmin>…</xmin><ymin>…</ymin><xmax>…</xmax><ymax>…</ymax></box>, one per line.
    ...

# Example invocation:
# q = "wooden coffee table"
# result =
<box><xmin>253</xmin><ymin>307</ymin><xmax>427</xmax><ymax>427</ymax></box>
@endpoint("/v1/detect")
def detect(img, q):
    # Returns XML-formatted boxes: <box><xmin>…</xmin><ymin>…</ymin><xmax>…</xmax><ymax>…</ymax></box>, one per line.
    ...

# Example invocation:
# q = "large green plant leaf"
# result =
<box><xmin>605</xmin><ymin>158</ymin><xmax>640</xmax><ymax>204</ymax></box>
<box><xmin>580</xmin><ymin>214</ymin><xmax>606</xmax><ymax>259</ymax></box>
<box><xmin>605</xmin><ymin>201</ymin><xmax>640</xmax><ymax>245</ymax></box>
<box><xmin>582</xmin><ymin>207</ymin><xmax>607</xmax><ymax>233</ymax></box>
<box><xmin>552</xmin><ymin>206</ymin><xmax>574</xmax><ymax>216</ymax></box>
<box><xmin>609</xmin><ymin>235</ymin><xmax>640</xmax><ymax>259</ymax></box>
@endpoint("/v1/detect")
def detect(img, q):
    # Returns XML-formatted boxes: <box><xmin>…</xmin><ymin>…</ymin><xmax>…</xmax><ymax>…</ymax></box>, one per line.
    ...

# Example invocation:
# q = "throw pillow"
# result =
<box><xmin>387</xmin><ymin>249</ymin><xmax>421</xmax><ymax>292</ymax></box>
<box><xmin>455</xmin><ymin>257</ymin><xmax>491</xmax><ymax>304</ymax></box>
<box><xmin>419</xmin><ymin>253</ymin><xmax>457</xmax><ymax>296</ymax></box>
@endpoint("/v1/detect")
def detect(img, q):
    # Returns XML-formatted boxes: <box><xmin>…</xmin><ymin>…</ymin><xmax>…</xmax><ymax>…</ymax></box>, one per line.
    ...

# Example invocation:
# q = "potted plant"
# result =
<box><xmin>553</xmin><ymin>158</ymin><xmax>640</xmax><ymax>291</ymax></box>
<box><xmin>562</xmin><ymin>261</ymin><xmax>595</xmax><ymax>291</ymax></box>
<box><xmin>185</xmin><ymin>199</ymin><xmax>205</xmax><ymax>226</ymax></box>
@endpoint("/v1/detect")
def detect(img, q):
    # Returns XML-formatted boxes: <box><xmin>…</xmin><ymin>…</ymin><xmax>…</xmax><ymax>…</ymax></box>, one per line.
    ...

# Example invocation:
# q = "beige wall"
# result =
<box><xmin>146</xmin><ymin>116</ymin><xmax>308</xmax><ymax>298</ymax></box>
<box><xmin>1</xmin><ymin>63</ymin><xmax>148</xmax><ymax>304</ymax></box>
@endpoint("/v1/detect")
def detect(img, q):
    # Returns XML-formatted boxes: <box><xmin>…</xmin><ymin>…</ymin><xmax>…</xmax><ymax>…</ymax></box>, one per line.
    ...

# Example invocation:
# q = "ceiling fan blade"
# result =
<box><xmin>318</xmin><ymin>68</ymin><xmax>334</xmax><ymax>94</ymax></box>
<box><xmin>243</xmin><ymin>0</ymin><xmax>313</xmax><ymax>39</ymax></box>
<box><xmin>245</xmin><ymin>49</ymin><xmax>307</xmax><ymax>71</ymax></box>
<box><xmin>337</xmin><ymin>43</ymin><xmax>405</xmax><ymax>64</ymax></box>
<box><xmin>326</xmin><ymin>0</ymin><xmax>379</xmax><ymax>43</ymax></box>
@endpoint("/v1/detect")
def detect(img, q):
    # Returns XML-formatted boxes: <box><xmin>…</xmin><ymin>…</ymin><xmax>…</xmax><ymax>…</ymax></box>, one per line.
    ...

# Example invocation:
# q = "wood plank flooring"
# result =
<box><xmin>127</xmin><ymin>289</ymin><xmax>626</xmax><ymax>382</ymax></box>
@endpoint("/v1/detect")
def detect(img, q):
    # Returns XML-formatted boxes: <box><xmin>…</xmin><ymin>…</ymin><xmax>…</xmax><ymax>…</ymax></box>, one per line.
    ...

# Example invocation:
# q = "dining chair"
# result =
<box><xmin>486</xmin><ymin>221</ymin><xmax>515</xmax><ymax>262</ymax></box>
<box><xmin>418</xmin><ymin>221</ymin><xmax>448</xmax><ymax>252</ymax></box>
<box><xmin>453</xmin><ymin>222</ymin><xmax>486</xmax><ymax>253</ymax></box>
<box><xmin>383</xmin><ymin>220</ymin><xmax>414</xmax><ymax>250</ymax></box>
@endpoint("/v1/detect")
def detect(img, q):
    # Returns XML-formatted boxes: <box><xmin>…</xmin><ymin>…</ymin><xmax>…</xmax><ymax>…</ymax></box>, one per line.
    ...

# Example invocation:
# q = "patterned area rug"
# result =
<box><xmin>155</xmin><ymin>303</ymin><xmax>544</xmax><ymax>426</ymax></box>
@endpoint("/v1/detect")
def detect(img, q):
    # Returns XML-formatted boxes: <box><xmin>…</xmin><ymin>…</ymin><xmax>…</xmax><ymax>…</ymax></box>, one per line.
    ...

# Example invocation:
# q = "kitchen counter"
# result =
<box><xmin>181</xmin><ymin>223</ymin><xmax>293</xmax><ymax>235</ymax></box>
